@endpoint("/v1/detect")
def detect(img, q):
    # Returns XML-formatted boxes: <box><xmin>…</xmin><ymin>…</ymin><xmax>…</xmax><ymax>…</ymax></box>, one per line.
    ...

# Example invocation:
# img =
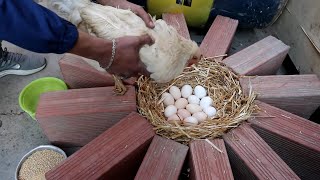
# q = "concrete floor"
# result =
<box><xmin>0</xmin><ymin>42</ymin><xmax>63</xmax><ymax>179</ymax></box>
<box><xmin>0</xmin><ymin>28</ymin><xmax>268</xmax><ymax>179</ymax></box>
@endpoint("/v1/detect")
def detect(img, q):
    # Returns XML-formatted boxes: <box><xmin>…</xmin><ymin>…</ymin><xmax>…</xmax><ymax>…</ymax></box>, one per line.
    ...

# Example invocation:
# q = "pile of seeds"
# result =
<box><xmin>18</xmin><ymin>149</ymin><xmax>65</xmax><ymax>180</ymax></box>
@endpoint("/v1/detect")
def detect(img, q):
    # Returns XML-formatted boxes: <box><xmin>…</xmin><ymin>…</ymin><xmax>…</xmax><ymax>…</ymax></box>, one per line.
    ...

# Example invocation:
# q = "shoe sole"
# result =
<box><xmin>0</xmin><ymin>63</ymin><xmax>47</xmax><ymax>78</ymax></box>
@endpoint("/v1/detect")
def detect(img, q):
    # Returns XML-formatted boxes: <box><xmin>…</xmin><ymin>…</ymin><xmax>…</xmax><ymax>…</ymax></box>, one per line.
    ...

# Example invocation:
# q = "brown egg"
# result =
<box><xmin>175</xmin><ymin>98</ymin><xmax>188</xmax><ymax>109</ymax></box>
<box><xmin>186</xmin><ymin>104</ymin><xmax>202</xmax><ymax>114</ymax></box>
<box><xmin>167</xmin><ymin>114</ymin><xmax>182</xmax><ymax>125</ymax></box>
<box><xmin>177</xmin><ymin>109</ymin><xmax>191</xmax><ymax>119</ymax></box>
<box><xmin>161</xmin><ymin>92</ymin><xmax>174</xmax><ymax>106</ymax></box>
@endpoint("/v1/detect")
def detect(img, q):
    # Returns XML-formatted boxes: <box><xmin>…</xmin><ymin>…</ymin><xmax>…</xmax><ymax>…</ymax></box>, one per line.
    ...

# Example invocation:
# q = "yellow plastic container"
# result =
<box><xmin>147</xmin><ymin>0</ymin><xmax>214</xmax><ymax>27</ymax></box>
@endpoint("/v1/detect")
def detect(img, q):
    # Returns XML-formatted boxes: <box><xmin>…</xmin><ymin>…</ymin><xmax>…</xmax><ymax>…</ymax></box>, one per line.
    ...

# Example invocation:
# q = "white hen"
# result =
<box><xmin>48</xmin><ymin>0</ymin><xmax>200</xmax><ymax>83</ymax></box>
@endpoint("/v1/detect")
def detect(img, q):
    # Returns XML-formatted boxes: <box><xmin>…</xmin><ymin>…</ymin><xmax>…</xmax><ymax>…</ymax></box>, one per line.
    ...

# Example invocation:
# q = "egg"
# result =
<box><xmin>200</xmin><ymin>96</ymin><xmax>213</xmax><ymax>109</ymax></box>
<box><xmin>161</xmin><ymin>93</ymin><xmax>174</xmax><ymax>106</ymax></box>
<box><xmin>203</xmin><ymin>106</ymin><xmax>217</xmax><ymax>117</ymax></box>
<box><xmin>186</xmin><ymin>104</ymin><xmax>202</xmax><ymax>114</ymax></box>
<box><xmin>175</xmin><ymin>98</ymin><xmax>188</xmax><ymax>109</ymax></box>
<box><xmin>188</xmin><ymin>95</ymin><xmax>200</xmax><ymax>105</ymax></box>
<box><xmin>164</xmin><ymin>105</ymin><xmax>177</xmax><ymax>118</ymax></box>
<box><xmin>184</xmin><ymin>117</ymin><xmax>199</xmax><ymax>126</ymax></box>
<box><xmin>169</xmin><ymin>86</ymin><xmax>181</xmax><ymax>100</ymax></box>
<box><xmin>181</xmin><ymin>85</ymin><xmax>193</xmax><ymax>98</ymax></box>
<box><xmin>192</xmin><ymin>112</ymin><xmax>208</xmax><ymax>123</ymax></box>
<box><xmin>167</xmin><ymin>114</ymin><xmax>182</xmax><ymax>124</ymax></box>
<box><xmin>177</xmin><ymin>109</ymin><xmax>191</xmax><ymax>119</ymax></box>
<box><xmin>194</xmin><ymin>85</ymin><xmax>207</xmax><ymax>99</ymax></box>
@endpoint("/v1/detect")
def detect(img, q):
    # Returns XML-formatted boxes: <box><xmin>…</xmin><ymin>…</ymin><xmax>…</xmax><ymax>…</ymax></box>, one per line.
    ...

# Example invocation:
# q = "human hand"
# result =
<box><xmin>107</xmin><ymin>34</ymin><xmax>154</xmax><ymax>78</ymax></box>
<box><xmin>68</xmin><ymin>31</ymin><xmax>153</xmax><ymax>78</ymax></box>
<box><xmin>97</xmin><ymin>0</ymin><xmax>155</xmax><ymax>28</ymax></box>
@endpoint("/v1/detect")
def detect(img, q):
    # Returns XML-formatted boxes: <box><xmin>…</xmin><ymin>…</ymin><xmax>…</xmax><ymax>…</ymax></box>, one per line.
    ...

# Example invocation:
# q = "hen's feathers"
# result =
<box><xmin>48</xmin><ymin>0</ymin><xmax>199</xmax><ymax>83</ymax></box>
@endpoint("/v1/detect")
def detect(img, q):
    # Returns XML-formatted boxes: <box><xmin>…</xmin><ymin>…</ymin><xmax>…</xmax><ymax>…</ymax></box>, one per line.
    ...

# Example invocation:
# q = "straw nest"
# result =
<box><xmin>137</xmin><ymin>58</ymin><xmax>257</xmax><ymax>144</ymax></box>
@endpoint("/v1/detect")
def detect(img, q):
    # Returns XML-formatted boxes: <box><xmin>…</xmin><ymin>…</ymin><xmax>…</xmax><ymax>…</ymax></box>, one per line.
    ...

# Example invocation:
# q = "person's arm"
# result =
<box><xmin>69</xmin><ymin>31</ymin><xmax>153</xmax><ymax>78</ymax></box>
<box><xmin>0</xmin><ymin>0</ymin><xmax>153</xmax><ymax>77</ymax></box>
<box><xmin>0</xmin><ymin>0</ymin><xmax>78</xmax><ymax>54</ymax></box>
<box><xmin>69</xmin><ymin>31</ymin><xmax>112</xmax><ymax>68</ymax></box>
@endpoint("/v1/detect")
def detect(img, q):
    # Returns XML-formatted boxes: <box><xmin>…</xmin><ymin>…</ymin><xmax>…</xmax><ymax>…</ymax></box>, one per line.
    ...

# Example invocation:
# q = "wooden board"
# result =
<box><xmin>269</xmin><ymin>0</ymin><xmax>320</xmax><ymax>78</ymax></box>
<box><xmin>223</xmin><ymin>124</ymin><xmax>299</xmax><ymax>180</ymax></box>
<box><xmin>249</xmin><ymin>100</ymin><xmax>320</xmax><ymax>179</ymax></box>
<box><xmin>200</xmin><ymin>15</ymin><xmax>238</xmax><ymax>60</ymax></box>
<box><xmin>36</xmin><ymin>86</ymin><xmax>136</xmax><ymax>147</ymax></box>
<box><xmin>189</xmin><ymin>139</ymin><xmax>234</xmax><ymax>180</ymax></box>
<box><xmin>162</xmin><ymin>13</ymin><xmax>191</xmax><ymax>40</ymax></box>
<box><xmin>59</xmin><ymin>54</ymin><xmax>136</xmax><ymax>89</ymax></box>
<box><xmin>240</xmin><ymin>75</ymin><xmax>320</xmax><ymax>118</ymax></box>
<box><xmin>135</xmin><ymin>135</ymin><xmax>188</xmax><ymax>180</ymax></box>
<box><xmin>46</xmin><ymin>112</ymin><xmax>155</xmax><ymax>180</ymax></box>
<box><xmin>223</xmin><ymin>36</ymin><xmax>289</xmax><ymax>75</ymax></box>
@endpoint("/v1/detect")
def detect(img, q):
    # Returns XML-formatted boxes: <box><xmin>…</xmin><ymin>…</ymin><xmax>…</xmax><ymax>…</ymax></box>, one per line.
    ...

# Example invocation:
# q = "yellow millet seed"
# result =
<box><xmin>18</xmin><ymin>149</ymin><xmax>64</xmax><ymax>180</ymax></box>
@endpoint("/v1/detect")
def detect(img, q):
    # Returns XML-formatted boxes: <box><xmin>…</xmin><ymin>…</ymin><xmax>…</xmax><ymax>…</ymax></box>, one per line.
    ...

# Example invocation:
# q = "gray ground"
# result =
<box><xmin>0</xmin><ymin>43</ymin><xmax>63</xmax><ymax>179</ymax></box>
<box><xmin>0</xmin><ymin>28</ymin><xmax>271</xmax><ymax>179</ymax></box>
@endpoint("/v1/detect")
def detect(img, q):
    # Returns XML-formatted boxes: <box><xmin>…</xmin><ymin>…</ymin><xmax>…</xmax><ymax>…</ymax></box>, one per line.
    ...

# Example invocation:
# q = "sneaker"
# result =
<box><xmin>0</xmin><ymin>43</ymin><xmax>47</xmax><ymax>78</ymax></box>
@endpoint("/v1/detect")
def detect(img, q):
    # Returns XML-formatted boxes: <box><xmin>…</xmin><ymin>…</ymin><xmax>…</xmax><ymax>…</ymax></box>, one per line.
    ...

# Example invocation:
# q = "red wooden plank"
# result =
<box><xmin>36</xmin><ymin>86</ymin><xmax>136</xmax><ymax>147</ymax></box>
<box><xmin>249</xmin><ymin>100</ymin><xmax>320</xmax><ymax>179</ymax></box>
<box><xmin>135</xmin><ymin>135</ymin><xmax>188</xmax><ymax>180</ymax></box>
<box><xmin>162</xmin><ymin>13</ymin><xmax>191</xmax><ymax>40</ymax></box>
<box><xmin>223</xmin><ymin>124</ymin><xmax>299</xmax><ymax>180</ymax></box>
<box><xmin>240</xmin><ymin>75</ymin><xmax>320</xmax><ymax>118</ymax></box>
<box><xmin>46</xmin><ymin>112</ymin><xmax>155</xmax><ymax>180</ymax></box>
<box><xmin>200</xmin><ymin>15</ymin><xmax>238</xmax><ymax>59</ymax></box>
<box><xmin>59</xmin><ymin>54</ymin><xmax>136</xmax><ymax>89</ymax></box>
<box><xmin>223</xmin><ymin>36</ymin><xmax>289</xmax><ymax>75</ymax></box>
<box><xmin>189</xmin><ymin>139</ymin><xmax>234</xmax><ymax>180</ymax></box>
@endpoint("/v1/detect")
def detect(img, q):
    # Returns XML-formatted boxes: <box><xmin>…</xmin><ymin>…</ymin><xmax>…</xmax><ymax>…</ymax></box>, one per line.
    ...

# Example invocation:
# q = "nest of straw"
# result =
<box><xmin>137</xmin><ymin>58</ymin><xmax>256</xmax><ymax>144</ymax></box>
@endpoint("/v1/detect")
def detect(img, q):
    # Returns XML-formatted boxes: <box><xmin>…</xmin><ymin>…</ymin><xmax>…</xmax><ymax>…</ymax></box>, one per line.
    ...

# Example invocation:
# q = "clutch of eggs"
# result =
<box><xmin>162</xmin><ymin>85</ymin><xmax>217</xmax><ymax>126</ymax></box>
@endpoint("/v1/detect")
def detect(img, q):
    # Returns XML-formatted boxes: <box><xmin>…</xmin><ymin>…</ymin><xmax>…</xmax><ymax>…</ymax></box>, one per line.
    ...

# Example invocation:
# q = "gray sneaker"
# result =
<box><xmin>0</xmin><ymin>42</ymin><xmax>47</xmax><ymax>78</ymax></box>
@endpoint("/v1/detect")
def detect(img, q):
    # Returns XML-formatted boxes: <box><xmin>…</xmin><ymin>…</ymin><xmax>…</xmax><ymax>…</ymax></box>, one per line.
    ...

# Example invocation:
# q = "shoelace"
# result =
<box><xmin>0</xmin><ymin>47</ymin><xmax>9</xmax><ymax>68</ymax></box>
<box><xmin>0</xmin><ymin>47</ymin><xmax>22</xmax><ymax>68</ymax></box>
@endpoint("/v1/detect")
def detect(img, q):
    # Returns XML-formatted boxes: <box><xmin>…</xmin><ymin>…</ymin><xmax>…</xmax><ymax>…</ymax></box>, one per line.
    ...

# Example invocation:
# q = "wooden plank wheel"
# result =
<box><xmin>44</xmin><ymin>14</ymin><xmax>320</xmax><ymax>180</ymax></box>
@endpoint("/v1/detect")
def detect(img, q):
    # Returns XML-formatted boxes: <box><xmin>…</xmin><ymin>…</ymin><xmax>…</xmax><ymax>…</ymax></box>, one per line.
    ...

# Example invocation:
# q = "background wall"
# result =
<box><xmin>269</xmin><ymin>0</ymin><xmax>320</xmax><ymax>76</ymax></box>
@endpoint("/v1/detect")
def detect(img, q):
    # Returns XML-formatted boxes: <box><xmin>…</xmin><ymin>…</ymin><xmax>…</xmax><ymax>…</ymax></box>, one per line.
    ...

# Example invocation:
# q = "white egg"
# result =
<box><xmin>186</xmin><ymin>104</ymin><xmax>202</xmax><ymax>114</ymax></box>
<box><xmin>184</xmin><ymin>117</ymin><xmax>199</xmax><ymax>126</ymax></box>
<box><xmin>167</xmin><ymin>114</ymin><xmax>182</xmax><ymax>124</ymax></box>
<box><xmin>164</xmin><ymin>105</ymin><xmax>177</xmax><ymax>118</ymax></box>
<box><xmin>181</xmin><ymin>85</ymin><xmax>193</xmax><ymax>98</ymax></box>
<box><xmin>203</xmin><ymin>106</ymin><xmax>217</xmax><ymax>117</ymax></box>
<box><xmin>194</xmin><ymin>85</ymin><xmax>207</xmax><ymax>99</ymax></box>
<box><xmin>188</xmin><ymin>95</ymin><xmax>200</xmax><ymax>105</ymax></box>
<box><xmin>169</xmin><ymin>86</ymin><xmax>181</xmax><ymax>100</ymax></box>
<box><xmin>175</xmin><ymin>98</ymin><xmax>188</xmax><ymax>109</ymax></box>
<box><xmin>200</xmin><ymin>96</ymin><xmax>213</xmax><ymax>109</ymax></box>
<box><xmin>161</xmin><ymin>93</ymin><xmax>174</xmax><ymax>106</ymax></box>
<box><xmin>192</xmin><ymin>112</ymin><xmax>208</xmax><ymax>123</ymax></box>
<box><xmin>177</xmin><ymin>109</ymin><xmax>191</xmax><ymax>119</ymax></box>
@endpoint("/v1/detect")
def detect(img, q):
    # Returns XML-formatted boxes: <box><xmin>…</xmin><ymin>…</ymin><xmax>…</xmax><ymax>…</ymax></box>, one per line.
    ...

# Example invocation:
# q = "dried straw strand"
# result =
<box><xmin>113</xmin><ymin>75</ymin><xmax>127</xmax><ymax>95</ymax></box>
